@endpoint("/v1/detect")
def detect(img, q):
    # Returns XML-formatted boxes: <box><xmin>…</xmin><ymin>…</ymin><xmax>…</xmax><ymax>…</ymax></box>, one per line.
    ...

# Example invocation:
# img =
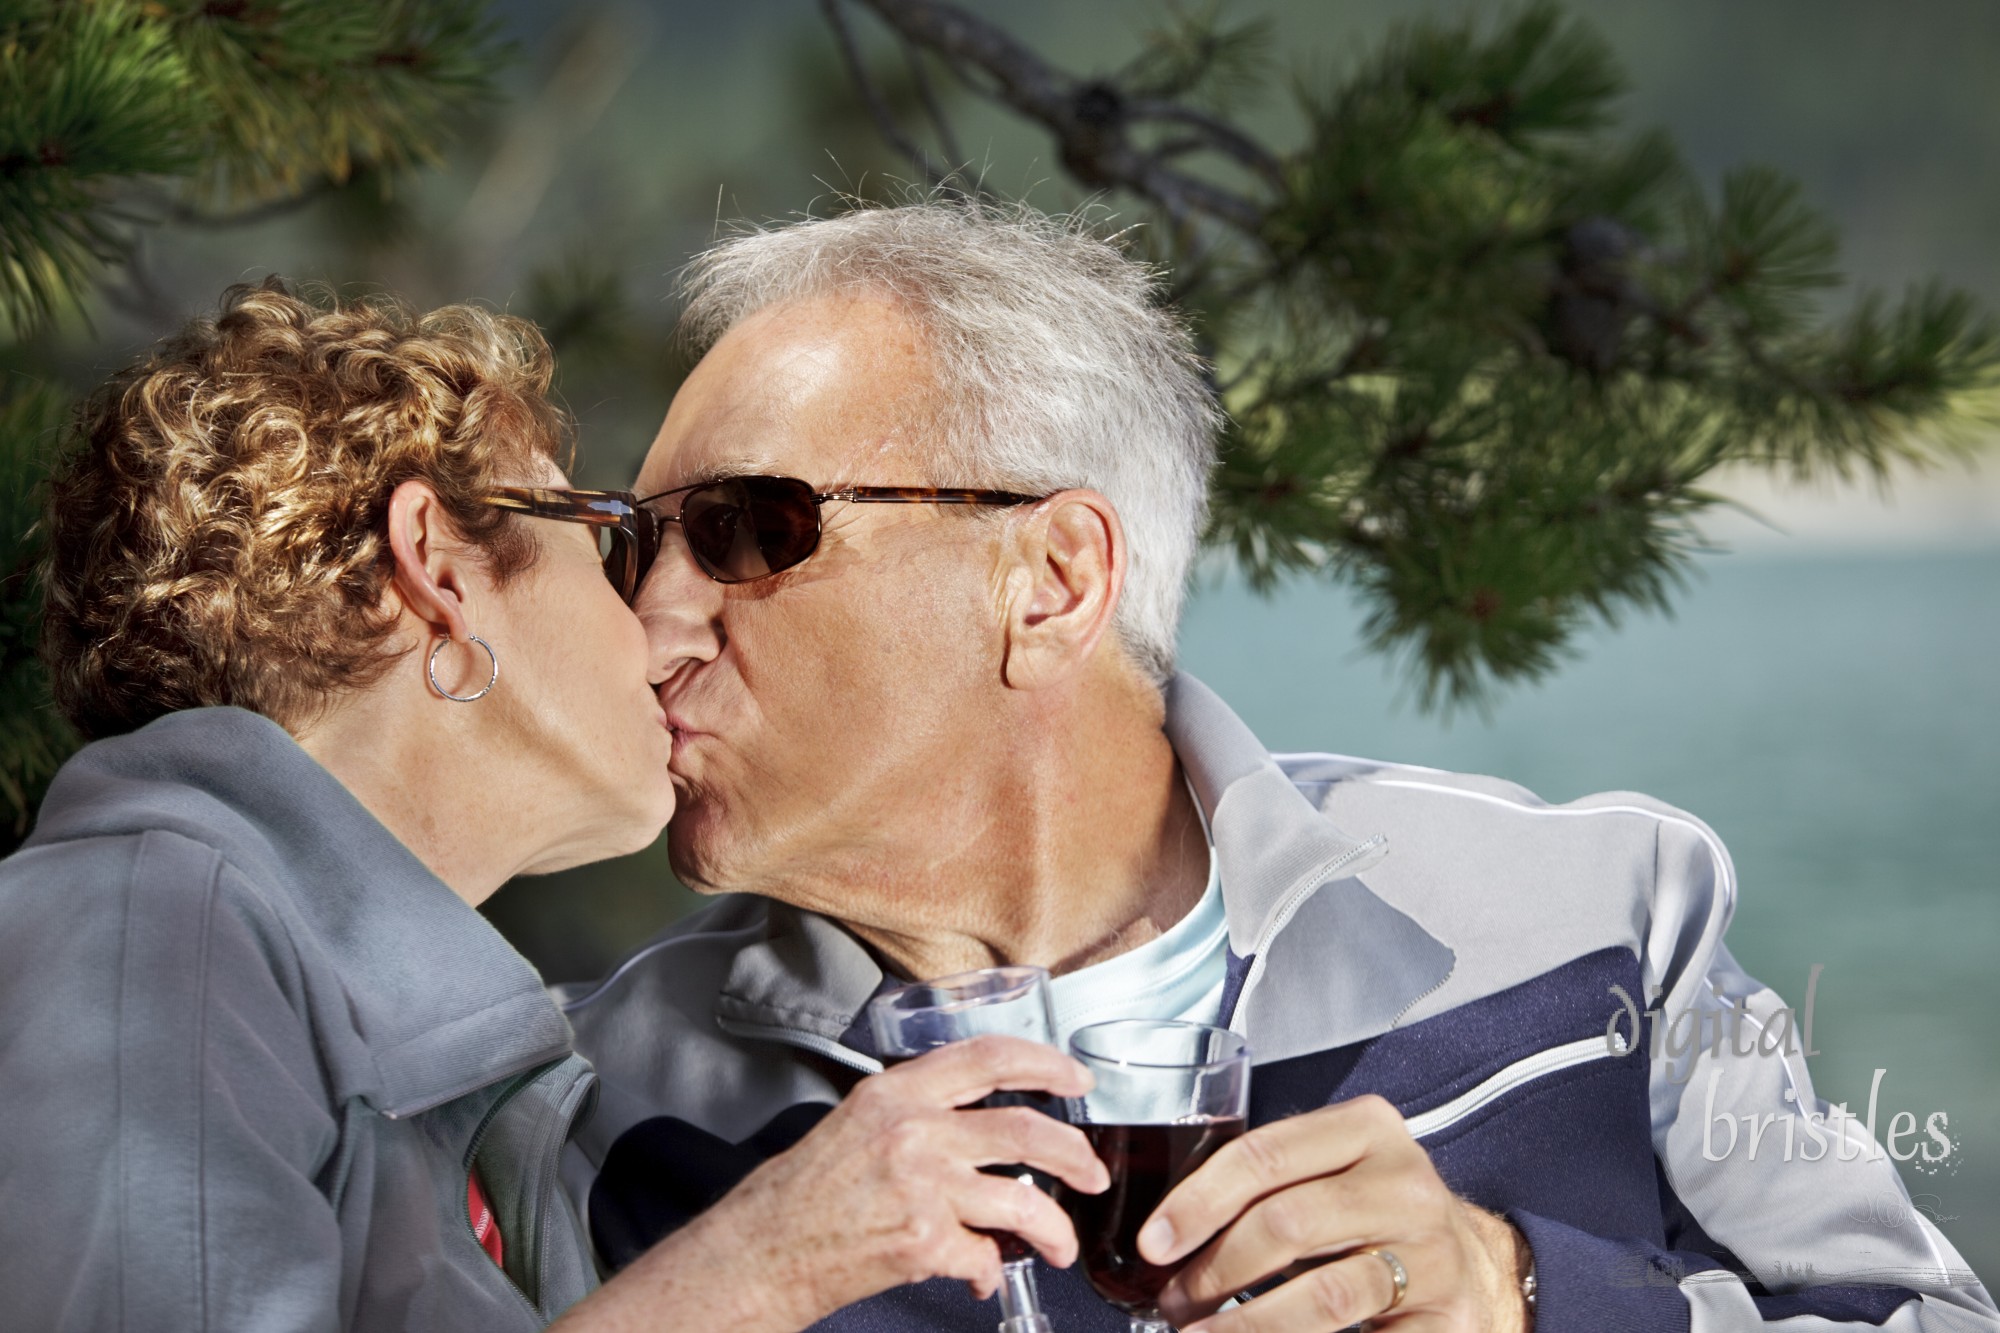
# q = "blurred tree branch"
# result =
<box><xmin>840</xmin><ymin>0</ymin><xmax>1266</xmax><ymax>232</ymax></box>
<box><xmin>824</xmin><ymin>0</ymin><xmax>2000</xmax><ymax>713</ymax></box>
<box><xmin>821</xmin><ymin>0</ymin><xmax>950</xmax><ymax>189</ymax></box>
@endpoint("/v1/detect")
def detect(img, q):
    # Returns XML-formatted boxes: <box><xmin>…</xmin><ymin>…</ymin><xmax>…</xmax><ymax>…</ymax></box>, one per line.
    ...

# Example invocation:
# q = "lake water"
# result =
<box><xmin>1177</xmin><ymin>548</ymin><xmax>2000</xmax><ymax>1280</ymax></box>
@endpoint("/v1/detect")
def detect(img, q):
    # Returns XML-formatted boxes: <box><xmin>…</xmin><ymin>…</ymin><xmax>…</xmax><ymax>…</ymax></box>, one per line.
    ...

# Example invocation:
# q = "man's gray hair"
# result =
<box><xmin>676</xmin><ymin>201</ymin><xmax>1222</xmax><ymax>685</ymax></box>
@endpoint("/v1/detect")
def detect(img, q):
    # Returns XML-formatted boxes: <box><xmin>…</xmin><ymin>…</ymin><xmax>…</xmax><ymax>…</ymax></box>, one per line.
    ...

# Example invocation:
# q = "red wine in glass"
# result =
<box><xmin>1065</xmin><ymin>1020</ymin><xmax>1253</xmax><ymax>1333</ymax></box>
<box><xmin>1063</xmin><ymin>1117</ymin><xmax>1245</xmax><ymax>1312</ymax></box>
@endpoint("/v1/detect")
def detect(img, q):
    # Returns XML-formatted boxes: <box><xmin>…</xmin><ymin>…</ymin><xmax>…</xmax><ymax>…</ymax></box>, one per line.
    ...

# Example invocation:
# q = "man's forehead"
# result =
<box><xmin>637</xmin><ymin>402</ymin><xmax>878</xmax><ymax>493</ymax></box>
<box><xmin>638</xmin><ymin>298</ymin><xmax>933</xmax><ymax>491</ymax></box>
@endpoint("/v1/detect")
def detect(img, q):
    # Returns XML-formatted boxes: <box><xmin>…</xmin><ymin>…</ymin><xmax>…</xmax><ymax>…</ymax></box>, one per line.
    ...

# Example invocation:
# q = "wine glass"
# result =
<box><xmin>1059</xmin><ymin>1020</ymin><xmax>1252</xmax><ymax>1333</ymax></box>
<box><xmin>868</xmin><ymin>965</ymin><xmax>1064</xmax><ymax>1333</ymax></box>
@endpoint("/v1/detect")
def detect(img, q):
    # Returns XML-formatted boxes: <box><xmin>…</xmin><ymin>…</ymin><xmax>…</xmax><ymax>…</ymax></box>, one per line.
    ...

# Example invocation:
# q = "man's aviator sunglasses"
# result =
<box><xmin>481</xmin><ymin>476</ymin><xmax>1044</xmax><ymax>604</ymax></box>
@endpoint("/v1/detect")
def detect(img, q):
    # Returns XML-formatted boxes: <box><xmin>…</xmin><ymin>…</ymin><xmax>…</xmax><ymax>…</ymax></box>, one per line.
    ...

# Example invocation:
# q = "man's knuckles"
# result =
<box><xmin>876</xmin><ymin>1208</ymin><xmax>952</xmax><ymax>1283</ymax></box>
<box><xmin>1350</xmin><ymin>1092</ymin><xmax>1401</xmax><ymax>1127</ymax></box>
<box><xmin>843</xmin><ymin>1072</ymin><xmax>906</xmax><ymax>1121</ymax></box>
<box><xmin>1230</xmin><ymin>1121</ymin><xmax>1297</xmax><ymax>1190</ymax></box>
<box><xmin>878</xmin><ymin>1111</ymin><xmax>948</xmax><ymax>1172</ymax></box>
<box><xmin>1303</xmin><ymin>1261</ymin><xmax>1381</xmax><ymax>1329</ymax></box>
<box><xmin>1254</xmin><ymin>1187</ymin><xmax>1323</xmax><ymax>1253</ymax></box>
<box><xmin>1387</xmin><ymin>1162</ymin><xmax>1452</xmax><ymax>1220</ymax></box>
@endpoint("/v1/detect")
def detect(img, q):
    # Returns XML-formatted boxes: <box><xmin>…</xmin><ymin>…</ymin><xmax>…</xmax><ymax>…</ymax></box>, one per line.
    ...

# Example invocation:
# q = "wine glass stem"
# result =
<box><xmin>995</xmin><ymin>1257</ymin><xmax>1053</xmax><ymax>1333</ymax></box>
<box><xmin>1127</xmin><ymin>1318</ymin><xmax>1173</xmax><ymax>1333</ymax></box>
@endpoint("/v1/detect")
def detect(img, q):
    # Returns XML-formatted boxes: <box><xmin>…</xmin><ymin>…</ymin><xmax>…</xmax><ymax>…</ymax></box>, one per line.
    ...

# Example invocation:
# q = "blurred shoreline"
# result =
<box><xmin>1704</xmin><ymin>456</ymin><xmax>2000</xmax><ymax>553</ymax></box>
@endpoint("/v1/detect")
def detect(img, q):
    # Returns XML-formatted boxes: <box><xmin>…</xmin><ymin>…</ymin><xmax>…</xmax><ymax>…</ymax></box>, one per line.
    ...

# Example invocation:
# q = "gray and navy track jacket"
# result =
<box><xmin>561</xmin><ymin>673</ymin><xmax>1996</xmax><ymax>1333</ymax></box>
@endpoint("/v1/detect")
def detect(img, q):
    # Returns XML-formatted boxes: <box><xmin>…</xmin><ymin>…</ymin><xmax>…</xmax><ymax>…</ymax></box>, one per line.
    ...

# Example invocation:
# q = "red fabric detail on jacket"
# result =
<box><xmin>468</xmin><ymin>1169</ymin><xmax>504</xmax><ymax>1269</ymax></box>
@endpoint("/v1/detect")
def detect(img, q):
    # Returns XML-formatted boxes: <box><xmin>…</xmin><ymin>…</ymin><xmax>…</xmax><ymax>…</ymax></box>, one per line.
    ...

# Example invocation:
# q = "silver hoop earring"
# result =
<box><xmin>428</xmin><ymin>635</ymin><xmax>498</xmax><ymax>702</ymax></box>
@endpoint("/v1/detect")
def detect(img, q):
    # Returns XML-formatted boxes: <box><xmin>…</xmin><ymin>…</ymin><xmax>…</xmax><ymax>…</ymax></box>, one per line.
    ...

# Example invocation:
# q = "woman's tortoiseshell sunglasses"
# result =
<box><xmin>481</xmin><ymin>476</ymin><xmax>1045</xmax><ymax>604</ymax></box>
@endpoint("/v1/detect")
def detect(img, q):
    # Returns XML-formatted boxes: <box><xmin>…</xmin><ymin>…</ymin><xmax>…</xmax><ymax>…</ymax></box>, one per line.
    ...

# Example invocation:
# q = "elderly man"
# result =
<box><xmin>561</xmin><ymin>203</ymin><xmax>1995</xmax><ymax>1333</ymax></box>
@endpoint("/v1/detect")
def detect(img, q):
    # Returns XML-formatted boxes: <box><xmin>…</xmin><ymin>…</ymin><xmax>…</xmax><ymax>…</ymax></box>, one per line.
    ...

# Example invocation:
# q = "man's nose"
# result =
<box><xmin>635</xmin><ymin>523</ymin><xmax>725</xmax><ymax>680</ymax></box>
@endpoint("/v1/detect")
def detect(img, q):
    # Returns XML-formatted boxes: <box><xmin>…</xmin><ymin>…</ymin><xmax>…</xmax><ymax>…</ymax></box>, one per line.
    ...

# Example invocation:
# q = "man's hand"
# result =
<box><xmin>682</xmin><ymin>1034</ymin><xmax>1110</xmax><ymax>1331</ymax></box>
<box><xmin>1143</xmin><ymin>1094</ymin><xmax>1531</xmax><ymax>1333</ymax></box>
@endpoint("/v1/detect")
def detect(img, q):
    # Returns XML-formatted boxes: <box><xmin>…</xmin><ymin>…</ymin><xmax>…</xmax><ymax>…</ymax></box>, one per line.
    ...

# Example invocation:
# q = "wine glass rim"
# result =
<box><xmin>1068</xmin><ymin>1018</ymin><xmax>1250</xmax><ymax>1070</ymax></box>
<box><xmin>874</xmin><ymin>963</ymin><xmax>1051</xmax><ymax>1014</ymax></box>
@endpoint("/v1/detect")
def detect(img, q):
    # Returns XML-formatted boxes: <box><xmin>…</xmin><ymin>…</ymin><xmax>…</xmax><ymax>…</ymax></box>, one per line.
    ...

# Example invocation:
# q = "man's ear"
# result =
<box><xmin>384</xmin><ymin>479</ymin><xmax>476</xmax><ymax>644</ymax></box>
<box><xmin>998</xmin><ymin>489</ymin><xmax>1126</xmax><ymax>690</ymax></box>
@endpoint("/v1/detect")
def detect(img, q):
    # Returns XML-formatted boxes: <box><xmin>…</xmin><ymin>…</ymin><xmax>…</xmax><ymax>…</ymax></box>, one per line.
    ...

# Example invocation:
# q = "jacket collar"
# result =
<box><xmin>714</xmin><ymin>673</ymin><xmax>1454</xmax><ymax>1066</ymax></box>
<box><xmin>29</xmin><ymin>707</ymin><xmax>574</xmax><ymax>1118</ymax></box>
<box><xmin>716</xmin><ymin>901</ymin><xmax>885</xmax><ymax>1047</ymax></box>
<box><xmin>1166</xmin><ymin>674</ymin><xmax>1455</xmax><ymax>1063</ymax></box>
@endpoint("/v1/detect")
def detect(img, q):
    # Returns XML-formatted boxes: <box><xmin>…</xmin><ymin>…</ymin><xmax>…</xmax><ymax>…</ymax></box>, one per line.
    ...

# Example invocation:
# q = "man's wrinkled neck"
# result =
<box><xmin>803</xmin><ymin>668</ymin><xmax>1212</xmax><ymax>984</ymax></box>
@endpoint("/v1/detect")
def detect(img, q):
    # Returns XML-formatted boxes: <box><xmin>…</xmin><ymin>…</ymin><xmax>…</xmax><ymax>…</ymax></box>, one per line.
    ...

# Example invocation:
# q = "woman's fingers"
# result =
<box><xmin>952</xmin><ymin>1170</ymin><xmax>1085</xmax><ymax>1269</ymax></box>
<box><xmin>953</xmin><ymin>1105</ymin><xmax>1109</xmax><ymax>1194</ymax></box>
<box><xmin>925</xmin><ymin>1229</ymin><xmax>1008</xmax><ymax>1301</ymax></box>
<box><xmin>887</xmin><ymin>1033</ymin><xmax>1096</xmax><ymax>1106</ymax></box>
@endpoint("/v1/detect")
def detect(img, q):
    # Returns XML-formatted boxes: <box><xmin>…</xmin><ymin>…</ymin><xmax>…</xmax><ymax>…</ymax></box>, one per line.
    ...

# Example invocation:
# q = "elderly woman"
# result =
<box><xmin>0</xmin><ymin>280</ymin><xmax>1104</xmax><ymax>1332</ymax></box>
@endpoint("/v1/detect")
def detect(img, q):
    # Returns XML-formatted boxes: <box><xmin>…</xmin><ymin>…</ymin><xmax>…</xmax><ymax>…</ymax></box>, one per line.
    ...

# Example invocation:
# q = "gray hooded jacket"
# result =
<box><xmin>0</xmin><ymin>707</ymin><xmax>600</xmax><ymax>1332</ymax></box>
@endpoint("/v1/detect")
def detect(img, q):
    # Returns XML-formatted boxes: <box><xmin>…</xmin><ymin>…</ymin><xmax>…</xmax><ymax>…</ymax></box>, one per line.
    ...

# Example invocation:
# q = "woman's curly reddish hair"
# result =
<box><xmin>41</xmin><ymin>278</ymin><xmax>574</xmax><ymax>740</ymax></box>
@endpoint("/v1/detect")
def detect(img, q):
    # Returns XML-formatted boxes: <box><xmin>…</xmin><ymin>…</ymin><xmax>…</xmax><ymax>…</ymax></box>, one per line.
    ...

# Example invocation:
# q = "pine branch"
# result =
<box><xmin>1725</xmin><ymin>281</ymin><xmax>2000</xmax><ymax>479</ymax></box>
<box><xmin>1370</xmin><ymin>2</ymin><xmax>1625</xmax><ymax>144</ymax></box>
<box><xmin>827</xmin><ymin>0</ymin><xmax>2000</xmax><ymax>714</ymax></box>
<box><xmin>159</xmin><ymin>0</ymin><xmax>511</xmax><ymax>202</ymax></box>
<box><xmin>0</xmin><ymin>1</ymin><xmax>201</xmax><ymax>332</ymax></box>
<box><xmin>848</xmin><ymin>0</ymin><xmax>1268</xmax><ymax>232</ymax></box>
<box><xmin>1117</xmin><ymin>1</ymin><xmax>1274</xmax><ymax>116</ymax></box>
<box><xmin>2</xmin><ymin>0</ymin><xmax>509</xmax><ymax>338</ymax></box>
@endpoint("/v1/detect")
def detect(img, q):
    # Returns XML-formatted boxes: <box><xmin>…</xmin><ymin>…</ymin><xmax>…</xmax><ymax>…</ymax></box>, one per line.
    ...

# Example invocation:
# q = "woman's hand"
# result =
<box><xmin>705</xmin><ymin>1034</ymin><xmax>1108</xmax><ymax>1326</ymax></box>
<box><xmin>558</xmin><ymin>1034</ymin><xmax>1107</xmax><ymax>1333</ymax></box>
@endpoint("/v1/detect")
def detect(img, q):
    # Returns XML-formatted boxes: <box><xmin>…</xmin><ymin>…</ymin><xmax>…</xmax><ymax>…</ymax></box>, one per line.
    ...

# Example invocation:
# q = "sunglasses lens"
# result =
<box><xmin>681</xmin><ymin>476</ymin><xmax>820</xmax><ymax>582</ymax></box>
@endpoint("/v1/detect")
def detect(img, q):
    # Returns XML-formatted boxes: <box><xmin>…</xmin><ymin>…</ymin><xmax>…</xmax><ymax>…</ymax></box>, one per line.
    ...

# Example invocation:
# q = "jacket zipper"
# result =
<box><xmin>717</xmin><ymin>1016</ymin><xmax>884</xmax><ymax>1075</ymax></box>
<box><xmin>532</xmin><ymin>1065</ymin><xmax>600</xmax><ymax>1298</ymax></box>
<box><xmin>1389</xmin><ymin>959</ymin><xmax>1456</xmax><ymax>1028</ymax></box>
<box><xmin>1402</xmin><ymin>1036</ymin><xmax>1617</xmax><ymax>1140</ymax></box>
<box><xmin>1228</xmin><ymin>834</ymin><xmax>1388</xmax><ymax>1034</ymax></box>
<box><xmin>461</xmin><ymin>1060</ymin><xmax>574</xmax><ymax>1322</ymax></box>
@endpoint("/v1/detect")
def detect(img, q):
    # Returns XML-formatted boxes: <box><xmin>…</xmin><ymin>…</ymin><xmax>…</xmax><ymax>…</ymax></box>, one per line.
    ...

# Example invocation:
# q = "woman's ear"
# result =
<box><xmin>998</xmin><ymin>489</ymin><xmax>1126</xmax><ymax>691</ymax></box>
<box><xmin>384</xmin><ymin>480</ymin><xmax>475</xmax><ymax>643</ymax></box>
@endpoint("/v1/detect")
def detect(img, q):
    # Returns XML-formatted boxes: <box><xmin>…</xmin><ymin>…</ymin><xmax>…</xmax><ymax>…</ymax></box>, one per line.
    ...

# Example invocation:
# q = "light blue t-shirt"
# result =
<box><xmin>1046</xmin><ymin>829</ymin><xmax>1227</xmax><ymax>1048</ymax></box>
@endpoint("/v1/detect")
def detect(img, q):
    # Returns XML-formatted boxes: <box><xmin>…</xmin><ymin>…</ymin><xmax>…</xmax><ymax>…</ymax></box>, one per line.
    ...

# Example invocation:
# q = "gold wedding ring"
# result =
<box><xmin>1360</xmin><ymin>1247</ymin><xmax>1409</xmax><ymax>1312</ymax></box>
